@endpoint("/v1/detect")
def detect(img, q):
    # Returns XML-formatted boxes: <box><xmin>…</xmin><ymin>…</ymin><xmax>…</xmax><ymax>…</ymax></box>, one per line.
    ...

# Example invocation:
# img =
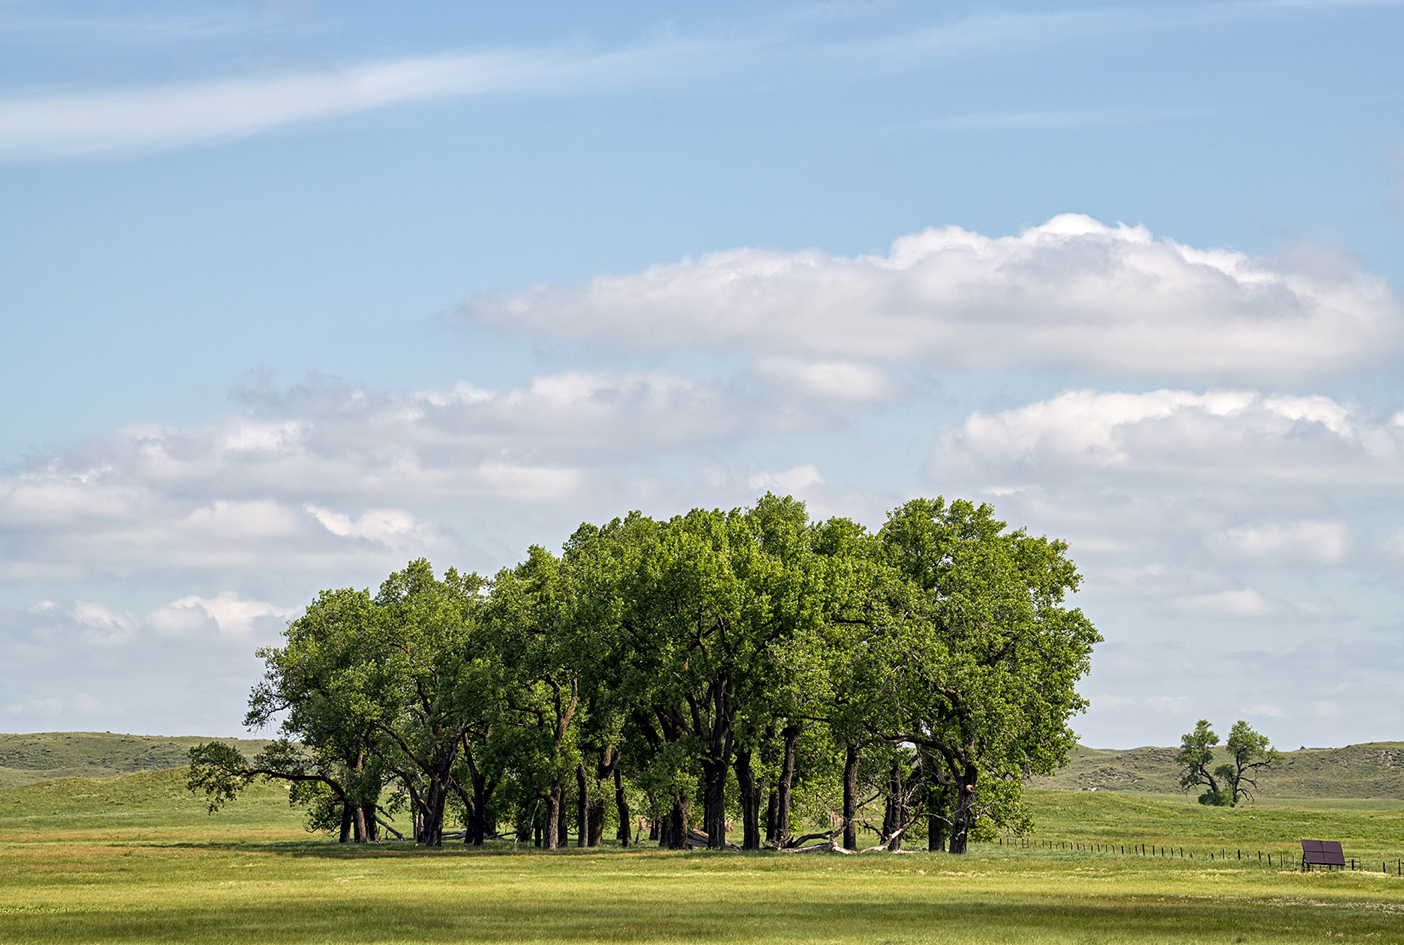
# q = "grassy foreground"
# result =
<box><xmin>3</xmin><ymin>771</ymin><xmax>1404</xmax><ymax>944</ymax></box>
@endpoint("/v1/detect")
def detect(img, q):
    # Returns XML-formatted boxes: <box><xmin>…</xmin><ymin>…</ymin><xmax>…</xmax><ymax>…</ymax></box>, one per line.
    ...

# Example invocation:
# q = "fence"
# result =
<box><xmin>995</xmin><ymin>836</ymin><xmax>1404</xmax><ymax>875</ymax></box>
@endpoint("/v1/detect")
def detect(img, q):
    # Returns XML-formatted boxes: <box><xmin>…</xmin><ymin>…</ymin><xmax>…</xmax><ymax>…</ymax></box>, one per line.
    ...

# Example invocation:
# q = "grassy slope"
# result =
<box><xmin>2</xmin><ymin>771</ymin><xmax>1404</xmax><ymax>944</ymax></box>
<box><xmin>1027</xmin><ymin>741</ymin><xmax>1404</xmax><ymax>800</ymax></box>
<box><xmin>0</xmin><ymin>732</ymin><xmax>274</xmax><ymax>788</ymax></box>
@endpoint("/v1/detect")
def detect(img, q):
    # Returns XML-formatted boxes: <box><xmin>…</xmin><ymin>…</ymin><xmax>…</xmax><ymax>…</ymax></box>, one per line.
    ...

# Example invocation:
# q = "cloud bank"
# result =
<box><xmin>467</xmin><ymin>215</ymin><xmax>1402</xmax><ymax>382</ymax></box>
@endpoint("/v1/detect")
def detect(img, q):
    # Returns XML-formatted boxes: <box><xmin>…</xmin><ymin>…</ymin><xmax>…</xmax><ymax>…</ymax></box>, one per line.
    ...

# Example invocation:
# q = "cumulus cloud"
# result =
<box><xmin>0</xmin><ymin>367</ymin><xmax>865</xmax><ymax>581</ymax></box>
<box><xmin>148</xmin><ymin>592</ymin><xmax>298</xmax><ymax>640</ymax></box>
<box><xmin>748</xmin><ymin>464</ymin><xmax>825</xmax><ymax>496</ymax></box>
<box><xmin>936</xmin><ymin>389</ymin><xmax>1404</xmax><ymax>484</ymax></box>
<box><xmin>466</xmin><ymin>215</ymin><xmax>1402</xmax><ymax>382</ymax></box>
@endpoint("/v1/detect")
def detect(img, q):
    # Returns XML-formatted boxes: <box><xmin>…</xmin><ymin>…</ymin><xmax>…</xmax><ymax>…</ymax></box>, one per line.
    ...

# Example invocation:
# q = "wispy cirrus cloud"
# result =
<box><xmin>2</xmin><ymin>0</ymin><xmax>1395</xmax><ymax>159</ymax></box>
<box><xmin>0</xmin><ymin>40</ymin><xmax>717</xmax><ymax>158</ymax></box>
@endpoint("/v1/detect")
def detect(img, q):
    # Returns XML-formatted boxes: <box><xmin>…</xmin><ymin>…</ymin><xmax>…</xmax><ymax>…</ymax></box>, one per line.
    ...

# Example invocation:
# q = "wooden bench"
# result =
<box><xmin>1301</xmin><ymin>839</ymin><xmax>1346</xmax><ymax>871</ymax></box>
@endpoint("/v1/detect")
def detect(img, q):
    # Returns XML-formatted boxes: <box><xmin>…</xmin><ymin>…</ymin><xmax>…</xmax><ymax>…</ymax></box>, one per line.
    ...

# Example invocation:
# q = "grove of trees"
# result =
<box><xmin>189</xmin><ymin>494</ymin><xmax>1101</xmax><ymax>854</ymax></box>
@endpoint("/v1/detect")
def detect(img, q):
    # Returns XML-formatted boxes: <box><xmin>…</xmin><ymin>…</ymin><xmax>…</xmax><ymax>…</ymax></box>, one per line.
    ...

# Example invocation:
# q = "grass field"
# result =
<box><xmin>4</xmin><ymin>768</ymin><xmax>1404</xmax><ymax>944</ymax></box>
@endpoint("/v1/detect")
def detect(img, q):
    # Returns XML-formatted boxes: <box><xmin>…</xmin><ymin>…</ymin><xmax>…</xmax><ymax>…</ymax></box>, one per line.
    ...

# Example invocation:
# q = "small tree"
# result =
<box><xmin>1177</xmin><ymin>719</ymin><xmax>1281</xmax><ymax>806</ymax></box>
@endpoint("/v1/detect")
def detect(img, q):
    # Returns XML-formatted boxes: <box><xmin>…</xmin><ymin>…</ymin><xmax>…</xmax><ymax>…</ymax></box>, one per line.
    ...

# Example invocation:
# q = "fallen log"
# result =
<box><xmin>779</xmin><ymin>838</ymin><xmax>855</xmax><ymax>855</ymax></box>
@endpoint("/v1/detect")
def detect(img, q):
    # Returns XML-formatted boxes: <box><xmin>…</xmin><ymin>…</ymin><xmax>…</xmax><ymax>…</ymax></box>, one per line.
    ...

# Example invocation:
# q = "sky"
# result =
<box><xmin>3</xmin><ymin>0</ymin><xmax>1404</xmax><ymax>750</ymax></box>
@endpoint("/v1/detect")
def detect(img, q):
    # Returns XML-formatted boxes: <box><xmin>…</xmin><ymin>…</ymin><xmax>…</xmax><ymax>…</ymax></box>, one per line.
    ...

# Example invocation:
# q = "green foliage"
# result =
<box><xmin>192</xmin><ymin>493</ymin><xmax>1100</xmax><ymax>855</ymax></box>
<box><xmin>1177</xmin><ymin>719</ymin><xmax>1283</xmax><ymax>807</ymax></box>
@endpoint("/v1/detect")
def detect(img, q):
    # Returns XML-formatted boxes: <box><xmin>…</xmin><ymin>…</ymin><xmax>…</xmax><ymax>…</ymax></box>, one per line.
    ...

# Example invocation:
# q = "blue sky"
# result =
<box><xmin>3</xmin><ymin>0</ymin><xmax>1404</xmax><ymax>749</ymax></box>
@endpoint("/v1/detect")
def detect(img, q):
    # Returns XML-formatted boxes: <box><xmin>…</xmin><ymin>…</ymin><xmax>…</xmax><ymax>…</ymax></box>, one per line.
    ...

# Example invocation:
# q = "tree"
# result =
<box><xmin>194</xmin><ymin>586</ymin><xmax>389</xmax><ymax>842</ymax></box>
<box><xmin>364</xmin><ymin>560</ymin><xmax>491</xmax><ymax>847</ymax></box>
<box><xmin>1177</xmin><ymin>719</ymin><xmax>1281</xmax><ymax>806</ymax></box>
<box><xmin>871</xmin><ymin>497</ymin><xmax>1099</xmax><ymax>853</ymax></box>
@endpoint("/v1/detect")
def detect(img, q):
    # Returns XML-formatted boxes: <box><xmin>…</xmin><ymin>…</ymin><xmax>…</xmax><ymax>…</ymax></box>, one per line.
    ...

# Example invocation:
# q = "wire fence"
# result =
<box><xmin>995</xmin><ymin>836</ymin><xmax>1404</xmax><ymax>875</ymax></box>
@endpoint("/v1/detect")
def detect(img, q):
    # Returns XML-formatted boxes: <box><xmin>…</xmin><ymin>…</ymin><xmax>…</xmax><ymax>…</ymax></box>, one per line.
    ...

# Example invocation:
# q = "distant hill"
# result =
<box><xmin>5</xmin><ymin>732</ymin><xmax>1402</xmax><ymax>802</ymax></box>
<box><xmin>1027</xmin><ymin>742</ymin><xmax>1404</xmax><ymax>800</ymax></box>
<box><xmin>0</xmin><ymin>732</ymin><xmax>273</xmax><ymax>788</ymax></box>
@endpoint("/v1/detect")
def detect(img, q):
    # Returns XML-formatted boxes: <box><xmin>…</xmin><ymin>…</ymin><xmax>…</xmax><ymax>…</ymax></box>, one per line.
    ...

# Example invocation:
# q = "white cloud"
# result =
<box><xmin>1244</xmin><ymin>703</ymin><xmax>1286</xmax><ymax>718</ymax></box>
<box><xmin>466</xmin><ymin>216</ymin><xmax>1402</xmax><ymax>381</ymax></box>
<box><xmin>306</xmin><ymin>505</ymin><xmax>422</xmax><ymax>546</ymax></box>
<box><xmin>757</xmin><ymin>359</ymin><xmax>895</xmax><ymax>401</ymax></box>
<box><xmin>69</xmin><ymin>600</ymin><xmax>137</xmax><ymax>645</ymax></box>
<box><xmin>1209</xmin><ymin>520</ymin><xmax>1351</xmax><ymax>564</ymax></box>
<box><xmin>748</xmin><ymin>464</ymin><xmax>825</xmax><ymax>496</ymax></box>
<box><xmin>3</xmin><ymin>693</ymin><xmax>120</xmax><ymax>721</ymax></box>
<box><xmin>152</xmin><ymin>592</ymin><xmax>297</xmax><ymax>639</ymax></box>
<box><xmin>0</xmin><ymin>367</ymin><xmax>859</xmax><ymax>581</ymax></box>
<box><xmin>1143</xmin><ymin>696</ymin><xmax>1187</xmax><ymax>714</ymax></box>
<box><xmin>1173</xmin><ymin>588</ymin><xmax>1286</xmax><ymax>619</ymax></box>
<box><xmin>936</xmin><ymin>389</ymin><xmax>1404</xmax><ymax>484</ymax></box>
<box><xmin>1094</xmin><ymin>695</ymin><xmax>1138</xmax><ymax>709</ymax></box>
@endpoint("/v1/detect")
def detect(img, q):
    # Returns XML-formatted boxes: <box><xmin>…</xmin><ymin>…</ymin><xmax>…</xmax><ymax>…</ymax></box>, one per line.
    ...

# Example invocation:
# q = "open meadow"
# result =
<box><xmin>3</xmin><ymin>767</ymin><xmax>1404</xmax><ymax>944</ymax></box>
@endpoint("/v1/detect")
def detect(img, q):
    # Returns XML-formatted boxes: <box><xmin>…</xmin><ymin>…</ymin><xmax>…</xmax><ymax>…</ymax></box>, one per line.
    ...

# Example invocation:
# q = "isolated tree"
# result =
<box><xmin>1177</xmin><ymin>719</ymin><xmax>1281</xmax><ymax>806</ymax></box>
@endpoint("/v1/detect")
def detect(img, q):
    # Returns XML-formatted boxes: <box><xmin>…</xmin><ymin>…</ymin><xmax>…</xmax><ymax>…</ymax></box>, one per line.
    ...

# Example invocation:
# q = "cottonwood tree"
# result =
<box><xmin>1177</xmin><ymin>719</ymin><xmax>1281</xmax><ymax>806</ymax></box>
<box><xmin>485</xmin><ymin>545</ymin><xmax>591</xmax><ymax>849</ymax></box>
<box><xmin>189</xmin><ymin>587</ymin><xmax>389</xmax><ymax>842</ymax></box>
<box><xmin>365</xmin><ymin>560</ymin><xmax>493</xmax><ymax>847</ymax></box>
<box><xmin>871</xmin><ymin>498</ymin><xmax>1099</xmax><ymax>853</ymax></box>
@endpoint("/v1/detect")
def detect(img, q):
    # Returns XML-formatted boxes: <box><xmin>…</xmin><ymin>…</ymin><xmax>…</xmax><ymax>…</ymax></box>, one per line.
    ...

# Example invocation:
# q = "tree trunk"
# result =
<box><xmin>776</xmin><ymin>724</ymin><xmax>801</xmax><ymax>845</ymax></box>
<box><xmin>927</xmin><ymin>777</ymin><xmax>948</xmax><ymax>852</ymax></box>
<box><xmin>588</xmin><ymin>796</ymin><xmax>606</xmax><ymax>847</ymax></box>
<box><xmin>577</xmin><ymin>762</ymin><xmax>589</xmax><ymax>848</ymax></box>
<box><xmin>557</xmin><ymin>782</ymin><xmax>569</xmax><ymax>847</ymax></box>
<box><xmin>702</xmin><ymin>758</ymin><xmax>729</xmax><ymax>849</ymax></box>
<box><xmin>339</xmin><ymin>802</ymin><xmax>353</xmax><ymax>844</ymax></box>
<box><xmin>764</xmin><ymin>786</ymin><xmax>778</xmax><ymax>843</ymax></box>
<box><xmin>842</xmin><ymin>740</ymin><xmax>860</xmax><ymax>851</ymax></box>
<box><xmin>734</xmin><ymin>747</ymin><xmax>761</xmax><ymax>850</ymax></box>
<box><xmin>665</xmin><ymin>794</ymin><xmax>688</xmax><ymax>850</ymax></box>
<box><xmin>948</xmin><ymin>763</ymin><xmax>978</xmax><ymax>855</ymax></box>
<box><xmin>352</xmin><ymin>803</ymin><xmax>368</xmax><ymax>843</ymax></box>
<box><xmin>882</xmin><ymin>760</ymin><xmax>904</xmax><ymax>851</ymax></box>
<box><xmin>473</xmin><ymin>775</ymin><xmax>496</xmax><ymax>845</ymax></box>
<box><xmin>613</xmin><ymin>765</ymin><xmax>632</xmax><ymax>847</ymax></box>
<box><xmin>545</xmin><ymin>777</ymin><xmax>564</xmax><ymax>849</ymax></box>
<box><xmin>420</xmin><ymin>783</ymin><xmax>449</xmax><ymax>847</ymax></box>
<box><xmin>363</xmin><ymin>805</ymin><xmax>380</xmax><ymax>842</ymax></box>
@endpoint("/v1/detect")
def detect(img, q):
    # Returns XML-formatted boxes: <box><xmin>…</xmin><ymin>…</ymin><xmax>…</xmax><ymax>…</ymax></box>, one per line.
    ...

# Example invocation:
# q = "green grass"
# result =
<box><xmin>3</xmin><ymin>771</ymin><xmax>1404</xmax><ymax>943</ymax></box>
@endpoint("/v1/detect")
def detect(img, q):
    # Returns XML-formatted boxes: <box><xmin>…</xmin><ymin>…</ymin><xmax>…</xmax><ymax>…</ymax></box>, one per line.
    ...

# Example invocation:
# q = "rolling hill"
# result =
<box><xmin>1026</xmin><ymin>742</ymin><xmax>1404</xmax><ymax>801</ymax></box>
<box><xmin>0</xmin><ymin>731</ymin><xmax>273</xmax><ymax>788</ymax></box>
